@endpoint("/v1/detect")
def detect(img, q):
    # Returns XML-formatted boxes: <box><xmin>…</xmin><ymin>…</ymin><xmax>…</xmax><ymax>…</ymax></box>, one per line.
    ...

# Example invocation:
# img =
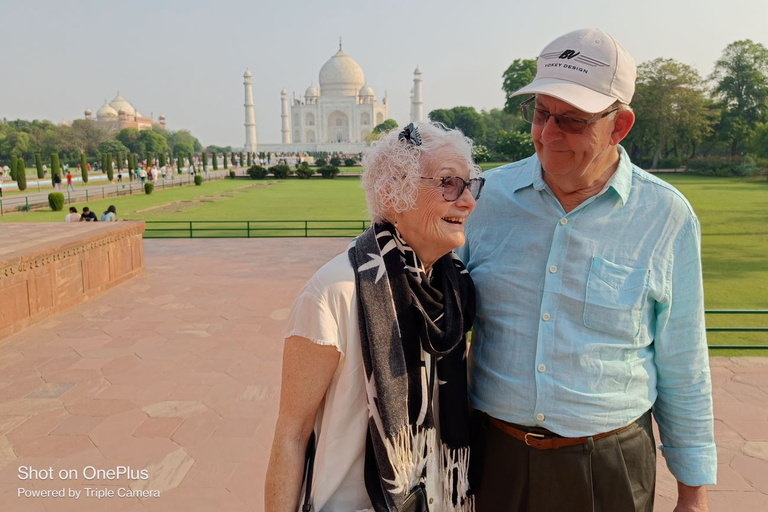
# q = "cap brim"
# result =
<box><xmin>509</xmin><ymin>78</ymin><xmax>616</xmax><ymax>114</ymax></box>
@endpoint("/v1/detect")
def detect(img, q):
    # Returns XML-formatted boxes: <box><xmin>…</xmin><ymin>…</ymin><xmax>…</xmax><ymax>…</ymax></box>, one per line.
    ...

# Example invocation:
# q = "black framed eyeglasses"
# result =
<box><xmin>519</xmin><ymin>97</ymin><xmax>619</xmax><ymax>134</ymax></box>
<box><xmin>420</xmin><ymin>176</ymin><xmax>485</xmax><ymax>201</ymax></box>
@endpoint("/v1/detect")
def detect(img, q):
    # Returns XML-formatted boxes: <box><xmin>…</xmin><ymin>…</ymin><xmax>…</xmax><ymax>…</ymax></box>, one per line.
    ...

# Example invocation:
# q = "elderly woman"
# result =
<box><xmin>265</xmin><ymin>122</ymin><xmax>484</xmax><ymax>512</ymax></box>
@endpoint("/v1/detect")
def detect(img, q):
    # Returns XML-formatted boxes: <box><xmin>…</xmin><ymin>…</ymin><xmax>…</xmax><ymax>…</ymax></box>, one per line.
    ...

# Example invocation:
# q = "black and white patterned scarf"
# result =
<box><xmin>348</xmin><ymin>222</ymin><xmax>475</xmax><ymax>512</ymax></box>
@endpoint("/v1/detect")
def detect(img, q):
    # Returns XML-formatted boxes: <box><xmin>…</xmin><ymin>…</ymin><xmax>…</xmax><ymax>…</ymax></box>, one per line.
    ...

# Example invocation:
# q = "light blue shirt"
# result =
<box><xmin>459</xmin><ymin>146</ymin><xmax>716</xmax><ymax>486</ymax></box>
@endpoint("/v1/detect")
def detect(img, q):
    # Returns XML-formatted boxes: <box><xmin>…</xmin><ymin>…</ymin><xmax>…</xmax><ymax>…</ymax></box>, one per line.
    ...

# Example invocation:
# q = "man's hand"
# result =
<box><xmin>674</xmin><ymin>482</ymin><xmax>708</xmax><ymax>512</ymax></box>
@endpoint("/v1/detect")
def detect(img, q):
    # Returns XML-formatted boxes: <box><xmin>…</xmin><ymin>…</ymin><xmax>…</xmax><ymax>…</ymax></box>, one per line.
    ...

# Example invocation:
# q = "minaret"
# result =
<box><xmin>409</xmin><ymin>88</ymin><xmax>414</xmax><ymax>124</ymax></box>
<box><xmin>281</xmin><ymin>90</ymin><xmax>291</xmax><ymax>144</ymax></box>
<box><xmin>243</xmin><ymin>70</ymin><xmax>257</xmax><ymax>153</ymax></box>
<box><xmin>412</xmin><ymin>66</ymin><xmax>423</xmax><ymax>123</ymax></box>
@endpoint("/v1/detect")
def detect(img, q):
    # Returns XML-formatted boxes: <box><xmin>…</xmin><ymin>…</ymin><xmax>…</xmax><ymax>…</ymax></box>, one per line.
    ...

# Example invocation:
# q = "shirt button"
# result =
<box><xmin>559</xmin><ymin>218</ymin><xmax>568</xmax><ymax>226</ymax></box>
<box><xmin>538</xmin><ymin>364</ymin><xmax>546</xmax><ymax>373</ymax></box>
<box><xmin>549</xmin><ymin>265</ymin><xmax>557</xmax><ymax>273</ymax></box>
<box><xmin>429</xmin><ymin>498</ymin><xmax>434</xmax><ymax>505</ymax></box>
<box><xmin>536</xmin><ymin>413</ymin><xmax>545</xmax><ymax>421</ymax></box>
<box><xmin>542</xmin><ymin>313</ymin><xmax>551</xmax><ymax>322</ymax></box>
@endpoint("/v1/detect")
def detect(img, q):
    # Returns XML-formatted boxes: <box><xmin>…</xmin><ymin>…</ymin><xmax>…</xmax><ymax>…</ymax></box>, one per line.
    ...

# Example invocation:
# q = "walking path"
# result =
<box><xmin>0</xmin><ymin>238</ymin><xmax>766</xmax><ymax>511</ymax></box>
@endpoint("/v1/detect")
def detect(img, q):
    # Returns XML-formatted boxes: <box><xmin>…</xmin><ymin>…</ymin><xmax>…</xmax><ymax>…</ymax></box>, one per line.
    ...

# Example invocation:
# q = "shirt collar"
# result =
<box><xmin>522</xmin><ymin>145</ymin><xmax>633</xmax><ymax>207</ymax></box>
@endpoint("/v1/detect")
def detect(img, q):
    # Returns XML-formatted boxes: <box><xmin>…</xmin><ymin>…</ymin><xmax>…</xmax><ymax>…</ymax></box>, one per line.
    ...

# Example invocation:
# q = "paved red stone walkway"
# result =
<box><xmin>0</xmin><ymin>239</ymin><xmax>766</xmax><ymax>511</ymax></box>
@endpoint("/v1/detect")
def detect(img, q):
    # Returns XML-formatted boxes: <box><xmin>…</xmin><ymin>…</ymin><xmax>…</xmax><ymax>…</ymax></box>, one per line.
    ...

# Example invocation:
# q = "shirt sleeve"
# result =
<box><xmin>653</xmin><ymin>216</ymin><xmax>717</xmax><ymax>486</ymax></box>
<box><xmin>284</xmin><ymin>275</ymin><xmax>344</xmax><ymax>355</ymax></box>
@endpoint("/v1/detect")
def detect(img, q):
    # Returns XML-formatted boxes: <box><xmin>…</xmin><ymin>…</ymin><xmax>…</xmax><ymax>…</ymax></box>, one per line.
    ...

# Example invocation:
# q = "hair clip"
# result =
<box><xmin>398</xmin><ymin>123</ymin><xmax>422</xmax><ymax>146</ymax></box>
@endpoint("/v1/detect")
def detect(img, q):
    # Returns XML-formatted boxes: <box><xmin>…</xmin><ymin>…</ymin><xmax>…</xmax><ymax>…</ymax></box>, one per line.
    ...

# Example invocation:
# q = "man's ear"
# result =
<box><xmin>610</xmin><ymin>110</ymin><xmax>635</xmax><ymax>146</ymax></box>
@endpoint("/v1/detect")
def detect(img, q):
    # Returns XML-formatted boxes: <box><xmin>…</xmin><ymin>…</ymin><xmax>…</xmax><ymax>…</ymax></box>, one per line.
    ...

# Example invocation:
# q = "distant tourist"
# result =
<box><xmin>79</xmin><ymin>206</ymin><xmax>97</xmax><ymax>222</ymax></box>
<box><xmin>139</xmin><ymin>167</ymin><xmax>147</xmax><ymax>184</ymax></box>
<box><xmin>66</xmin><ymin>171</ymin><xmax>75</xmax><ymax>192</ymax></box>
<box><xmin>117</xmin><ymin>171</ymin><xmax>122</xmax><ymax>182</ymax></box>
<box><xmin>64</xmin><ymin>207</ymin><xmax>80</xmax><ymax>222</ymax></box>
<box><xmin>100</xmin><ymin>205</ymin><xmax>116</xmax><ymax>222</ymax></box>
<box><xmin>53</xmin><ymin>173</ymin><xmax>62</xmax><ymax>191</ymax></box>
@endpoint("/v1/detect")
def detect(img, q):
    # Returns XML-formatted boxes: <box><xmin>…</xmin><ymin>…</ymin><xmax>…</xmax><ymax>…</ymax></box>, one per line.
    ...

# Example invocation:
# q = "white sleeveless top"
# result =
<box><xmin>284</xmin><ymin>252</ymin><xmax>447</xmax><ymax>512</ymax></box>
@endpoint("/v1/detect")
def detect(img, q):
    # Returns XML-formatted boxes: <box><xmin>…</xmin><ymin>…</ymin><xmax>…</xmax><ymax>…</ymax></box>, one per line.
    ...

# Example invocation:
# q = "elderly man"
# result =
<box><xmin>461</xmin><ymin>29</ymin><xmax>715</xmax><ymax>512</ymax></box>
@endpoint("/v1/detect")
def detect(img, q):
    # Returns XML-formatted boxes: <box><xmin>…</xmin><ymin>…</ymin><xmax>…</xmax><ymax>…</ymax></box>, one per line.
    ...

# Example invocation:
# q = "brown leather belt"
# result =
<box><xmin>488</xmin><ymin>417</ymin><xmax>630</xmax><ymax>450</ymax></box>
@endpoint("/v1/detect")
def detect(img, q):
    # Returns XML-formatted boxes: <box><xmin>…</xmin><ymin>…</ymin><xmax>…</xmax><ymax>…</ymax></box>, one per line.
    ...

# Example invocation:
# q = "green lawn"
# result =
<box><xmin>2</xmin><ymin>172</ymin><xmax>765</xmax><ymax>354</ymax></box>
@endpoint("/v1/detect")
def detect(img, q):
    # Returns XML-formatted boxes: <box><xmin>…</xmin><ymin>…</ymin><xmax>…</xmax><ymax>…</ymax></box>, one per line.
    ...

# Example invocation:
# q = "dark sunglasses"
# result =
<box><xmin>519</xmin><ymin>97</ymin><xmax>619</xmax><ymax>134</ymax></box>
<box><xmin>420</xmin><ymin>175</ymin><xmax>485</xmax><ymax>201</ymax></box>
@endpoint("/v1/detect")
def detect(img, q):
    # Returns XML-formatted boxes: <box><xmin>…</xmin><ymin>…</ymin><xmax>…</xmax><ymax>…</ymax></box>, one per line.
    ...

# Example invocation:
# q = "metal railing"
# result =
<box><xmin>143</xmin><ymin>219</ymin><xmax>371</xmax><ymax>239</ymax></box>
<box><xmin>706</xmin><ymin>309</ymin><xmax>768</xmax><ymax>350</ymax></box>
<box><xmin>0</xmin><ymin>170</ymin><xmax>233</xmax><ymax>215</ymax></box>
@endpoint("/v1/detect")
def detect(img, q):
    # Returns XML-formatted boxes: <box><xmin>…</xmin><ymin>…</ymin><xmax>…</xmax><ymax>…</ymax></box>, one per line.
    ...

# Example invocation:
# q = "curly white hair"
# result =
<box><xmin>361</xmin><ymin>121</ymin><xmax>480</xmax><ymax>223</ymax></box>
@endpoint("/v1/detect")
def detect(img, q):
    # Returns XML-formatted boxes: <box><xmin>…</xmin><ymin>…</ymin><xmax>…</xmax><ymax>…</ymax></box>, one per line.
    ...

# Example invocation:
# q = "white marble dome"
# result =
<box><xmin>359</xmin><ymin>84</ymin><xmax>375</xmax><ymax>97</ymax></box>
<box><xmin>305</xmin><ymin>84</ymin><xmax>320</xmax><ymax>98</ymax></box>
<box><xmin>96</xmin><ymin>102</ymin><xmax>118</xmax><ymax>119</ymax></box>
<box><xmin>319</xmin><ymin>49</ymin><xmax>365</xmax><ymax>96</ymax></box>
<box><xmin>109</xmin><ymin>94</ymin><xmax>136</xmax><ymax>117</ymax></box>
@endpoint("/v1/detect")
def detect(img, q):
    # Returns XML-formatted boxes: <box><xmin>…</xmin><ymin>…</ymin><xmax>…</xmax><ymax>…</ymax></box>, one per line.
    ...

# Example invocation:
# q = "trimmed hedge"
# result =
<box><xmin>269</xmin><ymin>164</ymin><xmax>291</xmax><ymax>179</ymax></box>
<box><xmin>194</xmin><ymin>174</ymin><xmax>203</xmax><ymax>186</ymax></box>
<box><xmin>48</xmin><ymin>192</ymin><xmax>65</xmax><ymax>211</ymax></box>
<box><xmin>247</xmin><ymin>165</ymin><xmax>268</xmax><ymax>179</ymax></box>
<box><xmin>296</xmin><ymin>163</ymin><xmax>314</xmax><ymax>179</ymax></box>
<box><xmin>686</xmin><ymin>157</ymin><xmax>759</xmax><ymax>177</ymax></box>
<box><xmin>319</xmin><ymin>165</ymin><xmax>340</xmax><ymax>179</ymax></box>
<box><xmin>144</xmin><ymin>183</ymin><xmax>154</xmax><ymax>194</ymax></box>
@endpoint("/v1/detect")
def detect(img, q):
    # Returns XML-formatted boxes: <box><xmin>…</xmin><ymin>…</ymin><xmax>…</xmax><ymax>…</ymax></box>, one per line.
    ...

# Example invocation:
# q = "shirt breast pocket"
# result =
<box><xmin>583</xmin><ymin>256</ymin><xmax>649</xmax><ymax>340</ymax></box>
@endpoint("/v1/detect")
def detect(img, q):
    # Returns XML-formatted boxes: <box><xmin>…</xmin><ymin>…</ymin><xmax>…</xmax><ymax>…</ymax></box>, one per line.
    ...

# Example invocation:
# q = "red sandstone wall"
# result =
<box><xmin>0</xmin><ymin>222</ymin><xmax>145</xmax><ymax>341</ymax></box>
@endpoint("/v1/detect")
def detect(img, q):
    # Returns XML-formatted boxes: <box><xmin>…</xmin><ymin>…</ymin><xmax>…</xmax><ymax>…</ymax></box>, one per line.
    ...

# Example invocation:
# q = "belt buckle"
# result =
<box><xmin>524</xmin><ymin>432</ymin><xmax>545</xmax><ymax>446</ymax></box>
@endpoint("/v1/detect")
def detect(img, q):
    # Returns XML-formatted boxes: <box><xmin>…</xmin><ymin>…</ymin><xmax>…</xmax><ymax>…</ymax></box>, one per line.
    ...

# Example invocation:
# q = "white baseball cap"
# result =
<box><xmin>509</xmin><ymin>28</ymin><xmax>637</xmax><ymax>113</ymax></box>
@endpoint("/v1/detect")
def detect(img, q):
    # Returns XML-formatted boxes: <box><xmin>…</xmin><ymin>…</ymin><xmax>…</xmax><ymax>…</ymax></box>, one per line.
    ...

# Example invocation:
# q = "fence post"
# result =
<box><xmin>86</xmin><ymin>190</ymin><xmax>89</xmax><ymax>201</ymax></box>
<box><xmin>0</xmin><ymin>199</ymin><xmax>3</xmax><ymax>216</ymax></box>
<box><xmin>189</xmin><ymin>221</ymin><xmax>193</xmax><ymax>238</ymax></box>
<box><xmin>67</xmin><ymin>191</ymin><xmax>71</xmax><ymax>205</ymax></box>
<box><xmin>247</xmin><ymin>221</ymin><xmax>251</xmax><ymax>238</ymax></box>
<box><xmin>304</xmin><ymin>221</ymin><xmax>308</xmax><ymax>238</ymax></box>
<box><xmin>25</xmin><ymin>197</ymin><xmax>29</xmax><ymax>211</ymax></box>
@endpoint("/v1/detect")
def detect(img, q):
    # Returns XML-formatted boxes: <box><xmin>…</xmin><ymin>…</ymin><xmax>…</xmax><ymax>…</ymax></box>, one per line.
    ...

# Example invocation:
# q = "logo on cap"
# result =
<box><xmin>541</xmin><ymin>50</ymin><xmax>610</xmax><ymax>68</ymax></box>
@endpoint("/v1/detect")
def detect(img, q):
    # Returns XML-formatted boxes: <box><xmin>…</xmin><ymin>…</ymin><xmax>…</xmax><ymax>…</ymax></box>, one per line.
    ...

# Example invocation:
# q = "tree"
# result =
<box><xmin>502</xmin><ymin>58</ymin><xmax>537</xmax><ymax>113</ymax></box>
<box><xmin>626</xmin><ymin>58</ymin><xmax>716</xmax><ymax>168</ymax></box>
<box><xmin>372</xmin><ymin>119</ymin><xmax>398</xmax><ymax>134</ymax></box>
<box><xmin>10</xmin><ymin>155</ymin><xmax>17</xmax><ymax>181</ymax></box>
<box><xmin>98</xmin><ymin>139</ymin><xmax>129</xmax><ymax>155</ymax></box>
<box><xmin>212</xmin><ymin>152</ymin><xmax>218</xmax><ymax>170</ymax></box>
<box><xmin>710</xmin><ymin>40</ymin><xmax>768</xmax><ymax>156</ymax></box>
<box><xmin>223</xmin><ymin>153</ymin><xmax>228</xmax><ymax>169</ymax></box>
<box><xmin>116</xmin><ymin>128</ymin><xmax>142</xmax><ymax>154</ymax></box>
<box><xmin>495</xmin><ymin>131</ymin><xmax>535</xmax><ymax>161</ymax></box>
<box><xmin>80</xmin><ymin>153</ymin><xmax>88</xmax><ymax>183</ymax></box>
<box><xmin>35</xmin><ymin>153</ymin><xmax>44</xmax><ymax>178</ymax></box>
<box><xmin>105</xmin><ymin>153</ymin><xmax>113</xmax><ymax>181</ymax></box>
<box><xmin>428</xmin><ymin>106</ymin><xmax>487</xmax><ymax>141</ymax></box>
<box><xmin>50</xmin><ymin>153</ymin><xmax>60</xmax><ymax>186</ymax></box>
<box><xmin>428</xmin><ymin>109</ymin><xmax>455</xmax><ymax>128</ymax></box>
<box><xmin>16</xmin><ymin>157</ymin><xmax>27</xmax><ymax>191</ymax></box>
<box><xmin>139</xmin><ymin>129</ymin><xmax>169</xmax><ymax>154</ymax></box>
<box><xmin>202</xmin><ymin>151</ymin><xmax>208</xmax><ymax>171</ymax></box>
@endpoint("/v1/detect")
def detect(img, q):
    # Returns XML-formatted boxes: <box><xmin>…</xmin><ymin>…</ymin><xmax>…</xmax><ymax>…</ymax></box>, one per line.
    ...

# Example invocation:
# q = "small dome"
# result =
<box><xmin>281</xmin><ymin>89</ymin><xmax>288</xmax><ymax>96</ymax></box>
<box><xmin>244</xmin><ymin>70</ymin><xmax>252</xmax><ymax>78</ymax></box>
<box><xmin>109</xmin><ymin>94</ymin><xmax>136</xmax><ymax>117</ymax></box>
<box><xmin>84</xmin><ymin>108</ymin><xmax>92</xmax><ymax>115</ymax></box>
<box><xmin>96</xmin><ymin>102</ymin><xmax>118</xmax><ymax>119</ymax></box>
<box><xmin>305</xmin><ymin>84</ymin><xmax>320</xmax><ymax>98</ymax></box>
<box><xmin>58</xmin><ymin>120</ymin><xmax>71</xmax><ymax>127</ymax></box>
<box><xmin>319</xmin><ymin>49</ymin><xmax>365</xmax><ymax>97</ymax></box>
<box><xmin>414</xmin><ymin>65</ymin><xmax>422</xmax><ymax>75</ymax></box>
<box><xmin>359</xmin><ymin>84</ymin><xmax>375</xmax><ymax>97</ymax></box>
<box><xmin>158</xmin><ymin>114</ymin><xmax>166</xmax><ymax>120</ymax></box>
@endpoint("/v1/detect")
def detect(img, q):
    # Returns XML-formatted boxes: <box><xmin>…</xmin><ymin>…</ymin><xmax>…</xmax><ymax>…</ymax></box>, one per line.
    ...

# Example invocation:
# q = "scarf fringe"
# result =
<box><xmin>381</xmin><ymin>424</ymin><xmax>434</xmax><ymax>495</ymax></box>
<box><xmin>381</xmin><ymin>425</ymin><xmax>475</xmax><ymax>512</ymax></box>
<box><xmin>440</xmin><ymin>444</ymin><xmax>475</xmax><ymax>512</ymax></box>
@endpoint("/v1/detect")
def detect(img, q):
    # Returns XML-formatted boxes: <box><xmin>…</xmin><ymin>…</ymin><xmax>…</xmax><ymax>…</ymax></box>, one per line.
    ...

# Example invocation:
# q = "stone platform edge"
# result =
<box><xmin>0</xmin><ymin>221</ymin><xmax>145</xmax><ymax>342</ymax></box>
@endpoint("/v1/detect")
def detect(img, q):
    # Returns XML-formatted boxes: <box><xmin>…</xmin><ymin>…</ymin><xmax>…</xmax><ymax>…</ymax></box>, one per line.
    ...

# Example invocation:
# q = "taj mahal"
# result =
<box><xmin>246</xmin><ymin>43</ymin><xmax>423</xmax><ymax>154</ymax></box>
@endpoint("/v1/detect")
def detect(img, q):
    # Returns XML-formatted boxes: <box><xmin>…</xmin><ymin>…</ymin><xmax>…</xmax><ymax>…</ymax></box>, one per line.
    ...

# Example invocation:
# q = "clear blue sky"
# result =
<box><xmin>2</xmin><ymin>0</ymin><xmax>766</xmax><ymax>147</ymax></box>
